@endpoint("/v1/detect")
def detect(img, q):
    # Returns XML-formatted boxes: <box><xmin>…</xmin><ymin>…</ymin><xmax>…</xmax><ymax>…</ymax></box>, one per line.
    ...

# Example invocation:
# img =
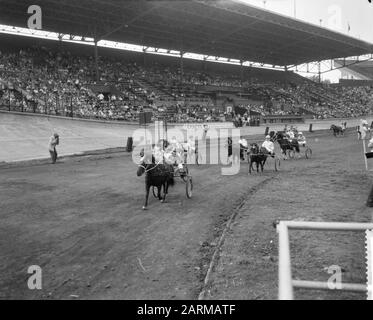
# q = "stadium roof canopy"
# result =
<box><xmin>1</xmin><ymin>0</ymin><xmax>373</xmax><ymax>66</ymax></box>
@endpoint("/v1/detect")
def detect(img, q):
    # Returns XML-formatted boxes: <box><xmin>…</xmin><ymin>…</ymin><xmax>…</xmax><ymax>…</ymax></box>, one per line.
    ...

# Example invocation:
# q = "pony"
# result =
<box><xmin>137</xmin><ymin>155</ymin><xmax>175</xmax><ymax>210</ymax></box>
<box><xmin>271</xmin><ymin>131</ymin><xmax>300</xmax><ymax>159</ymax></box>
<box><xmin>330</xmin><ymin>125</ymin><xmax>344</xmax><ymax>137</ymax></box>
<box><xmin>248</xmin><ymin>143</ymin><xmax>267</xmax><ymax>174</ymax></box>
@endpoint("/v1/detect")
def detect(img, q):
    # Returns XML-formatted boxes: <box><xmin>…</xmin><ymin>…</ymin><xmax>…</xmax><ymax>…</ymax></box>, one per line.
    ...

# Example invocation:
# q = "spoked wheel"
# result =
<box><xmin>305</xmin><ymin>148</ymin><xmax>312</xmax><ymax>159</ymax></box>
<box><xmin>274</xmin><ymin>157</ymin><xmax>281</xmax><ymax>172</ymax></box>
<box><xmin>181</xmin><ymin>165</ymin><xmax>189</xmax><ymax>182</ymax></box>
<box><xmin>186</xmin><ymin>176</ymin><xmax>193</xmax><ymax>199</ymax></box>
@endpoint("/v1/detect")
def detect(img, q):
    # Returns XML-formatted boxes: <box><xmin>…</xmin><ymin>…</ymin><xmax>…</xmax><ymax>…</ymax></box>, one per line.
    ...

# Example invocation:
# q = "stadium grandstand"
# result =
<box><xmin>1</xmin><ymin>0</ymin><xmax>373</xmax><ymax>123</ymax></box>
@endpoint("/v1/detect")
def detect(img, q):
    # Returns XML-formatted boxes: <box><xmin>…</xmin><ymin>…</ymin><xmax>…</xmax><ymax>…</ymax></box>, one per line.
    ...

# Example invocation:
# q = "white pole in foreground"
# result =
<box><xmin>278</xmin><ymin>222</ymin><xmax>293</xmax><ymax>300</ymax></box>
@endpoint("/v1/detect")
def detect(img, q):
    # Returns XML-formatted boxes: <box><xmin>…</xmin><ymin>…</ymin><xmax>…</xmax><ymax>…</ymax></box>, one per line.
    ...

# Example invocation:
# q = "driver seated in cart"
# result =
<box><xmin>262</xmin><ymin>135</ymin><xmax>275</xmax><ymax>157</ymax></box>
<box><xmin>164</xmin><ymin>137</ymin><xmax>185</xmax><ymax>171</ymax></box>
<box><xmin>296</xmin><ymin>132</ymin><xmax>307</xmax><ymax>147</ymax></box>
<box><xmin>152</xmin><ymin>145</ymin><xmax>164</xmax><ymax>164</ymax></box>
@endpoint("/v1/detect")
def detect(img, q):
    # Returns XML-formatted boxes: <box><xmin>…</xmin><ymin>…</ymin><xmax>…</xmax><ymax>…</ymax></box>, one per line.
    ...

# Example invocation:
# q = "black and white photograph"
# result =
<box><xmin>0</xmin><ymin>0</ymin><xmax>373</xmax><ymax>305</ymax></box>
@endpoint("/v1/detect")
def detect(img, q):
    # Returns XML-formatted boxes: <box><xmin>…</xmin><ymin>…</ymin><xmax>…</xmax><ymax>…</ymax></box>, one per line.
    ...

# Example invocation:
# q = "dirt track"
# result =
<box><xmin>0</xmin><ymin>130</ymin><xmax>372</xmax><ymax>300</ymax></box>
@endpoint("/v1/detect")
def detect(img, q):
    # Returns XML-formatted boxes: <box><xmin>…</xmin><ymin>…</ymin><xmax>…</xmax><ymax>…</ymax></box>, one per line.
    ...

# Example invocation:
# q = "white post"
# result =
<box><xmin>278</xmin><ymin>222</ymin><xmax>293</xmax><ymax>300</ymax></box>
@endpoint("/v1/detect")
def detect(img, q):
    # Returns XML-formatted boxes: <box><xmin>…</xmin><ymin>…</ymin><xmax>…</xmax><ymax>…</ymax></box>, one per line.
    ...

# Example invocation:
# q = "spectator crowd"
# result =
<box><xmin>1</xmin><ymin>46</ymin><xmax>373</xmax><ymax>123</ymax></box>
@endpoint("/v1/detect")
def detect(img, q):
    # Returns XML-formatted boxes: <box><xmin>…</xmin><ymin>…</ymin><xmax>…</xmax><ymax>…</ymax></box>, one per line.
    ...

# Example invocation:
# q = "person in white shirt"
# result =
<box><xmin>239</xmin><ymin>138</ymin><xmax>248</xmax><ymax>149</ymax></box>
<box><xmin>286</xmin><ymin>129</ymin><xmax>295</xmax><ymax>140</ymax></box>
<box><xmin>152</xmin><ymin>145</ymin><xmax>164</xmax><ymax>163</ymax></box>
<box><xmin>183</xmin><ymin>138</ymin><xmax>196</xmax><ymax>164</ymax></box>
<box><xmin>361</xmin><ymin>120</ymin><xmax>370</xmax><ymax>140</ymax></box>
<box><xmin>297</xmin><ymin>132</ymin><xmax>307</xmax><ymax>147</ymax></box>
<box><xmin>164</xmin><ymin>138</ymin><xmax>184</xmax><ymax>170</ymax></box>
<box><xmin>262</xmin><ymin>135</ymin><xmax>275</xmax><ymax>155</ymax></box>
<box><xmin>239</xmin><ymin>138</ymin><xmax>248</xmax><ymax>160</ymax></box>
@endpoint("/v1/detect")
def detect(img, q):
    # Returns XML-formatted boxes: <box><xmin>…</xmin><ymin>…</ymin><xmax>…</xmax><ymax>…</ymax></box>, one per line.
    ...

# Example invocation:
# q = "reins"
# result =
<box><xmin>138</xmin><ymin>162</ymin><xmax>161</xmax><ymax>174</ymax></box>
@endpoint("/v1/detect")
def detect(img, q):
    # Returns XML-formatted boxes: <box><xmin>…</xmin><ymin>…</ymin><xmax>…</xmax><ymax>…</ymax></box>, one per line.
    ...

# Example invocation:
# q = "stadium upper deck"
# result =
<box><xmin>1</xmin><ymin>0</ymin><xmax>373</xmax><ymax>66</ymax></box>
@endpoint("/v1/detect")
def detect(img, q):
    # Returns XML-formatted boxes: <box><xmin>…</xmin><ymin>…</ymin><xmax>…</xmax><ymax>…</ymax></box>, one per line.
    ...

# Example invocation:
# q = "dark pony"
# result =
<box><xmin>137</xmin><ymin>155</ymin><xmax>175</xmax><ymax>210</ymax></box>
<box><xmin>271</xmin><ymin>131</ymin><xmax>300</xmax><ymax>159</ymax></box>
<box><xmin>248</xmin><ymin>143</ymin><xmax>267</xmax><ymax>174</ymax></box>
<box><xmin>330</xmin><ymin>125</ymin><xmax>344</xmax><ymax>137</ymax></box>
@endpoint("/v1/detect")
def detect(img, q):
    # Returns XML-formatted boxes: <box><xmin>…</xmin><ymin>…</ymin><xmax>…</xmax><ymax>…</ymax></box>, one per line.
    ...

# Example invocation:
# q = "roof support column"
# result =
<box><xmin>94</xmin><ymin>39</ymin><xmax>100</xmax><ymax>82</ymax></box>
<box><xmin>142</xmin><ymin>34</ymin><xmax>146</xmax><ymax>68</ymax></box>
<box><xmin>180</xmin><ymin>50</ymin><xmax>184</xmax><ymax>86</ymax></box>
<box><xmin>240</xmin><ymin>60</ymin><xmax>244</xmax><ymax>86</ymax></box>
<box><xmin>58</xmin><ymin>33</ymin><xmax>63</xmax><ymax>52</ymax></box>
<box><xmin>318</xmin><ymin>61</ymin><xmax>321</xmax><ymax>83</ymax></box>
<box><xmin>202</xmin><ymin>56</ymin><xmax>207</xmax><ymax>72</ymax></box>
<box><xmin>143</xmin><ymin>47</ymin><xmax>147</xmax><ymax>68</ymax></box>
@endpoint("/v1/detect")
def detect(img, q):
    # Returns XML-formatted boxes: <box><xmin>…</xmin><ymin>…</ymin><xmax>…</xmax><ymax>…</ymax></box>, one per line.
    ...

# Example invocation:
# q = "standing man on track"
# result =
<box><xmin>48</xmin><ymin>133</ymin><xmax>59</xmax><ymax>164</ymax></box>
<box><xmin>361</xmin><ymin>120</ymin><xmax>370</xmax><ymax>141</ymax></box>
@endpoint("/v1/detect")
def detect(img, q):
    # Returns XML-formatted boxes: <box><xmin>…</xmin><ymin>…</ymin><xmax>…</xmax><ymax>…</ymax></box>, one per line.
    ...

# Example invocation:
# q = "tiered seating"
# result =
<box><xmin>1</xmin><ymin>46</ymin><xmax>373</xmax><ymax>121</ymax></box>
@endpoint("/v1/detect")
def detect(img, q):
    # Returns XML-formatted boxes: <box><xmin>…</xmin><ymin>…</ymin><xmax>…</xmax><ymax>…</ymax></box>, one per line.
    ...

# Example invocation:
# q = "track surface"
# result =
<box><xmin>0</xmin><ymin>129</ymin><xmax>372</xmax><ymax>299</ymax></box>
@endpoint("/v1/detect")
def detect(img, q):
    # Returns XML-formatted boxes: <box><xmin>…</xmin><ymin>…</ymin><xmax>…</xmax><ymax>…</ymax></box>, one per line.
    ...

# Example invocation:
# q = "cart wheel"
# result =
<box><xmin>181</xmin><ymin>166</ymin><xmax>189</xmax><ymax>182</ymax></box>
<box><xmin>305</xmin><ymin>148</ymin><xmax>312</xmax><ymax>159</ymax></box>
<box><xmin>186</xmin><ymin>176</ymin><xmax>193</xmax><ymax>199</ymax></box>
<box><xmin>274</xmin><ymin>158</ymin><xmax>281</xmax><ymax>172</ymax></box>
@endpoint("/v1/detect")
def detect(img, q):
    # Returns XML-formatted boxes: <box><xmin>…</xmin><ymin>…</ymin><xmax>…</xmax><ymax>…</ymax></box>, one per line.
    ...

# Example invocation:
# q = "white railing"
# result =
<box><xmin>277</xmin><ymin>221</ymin><xmax>373</xmax><ymax>300</ymax></box>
